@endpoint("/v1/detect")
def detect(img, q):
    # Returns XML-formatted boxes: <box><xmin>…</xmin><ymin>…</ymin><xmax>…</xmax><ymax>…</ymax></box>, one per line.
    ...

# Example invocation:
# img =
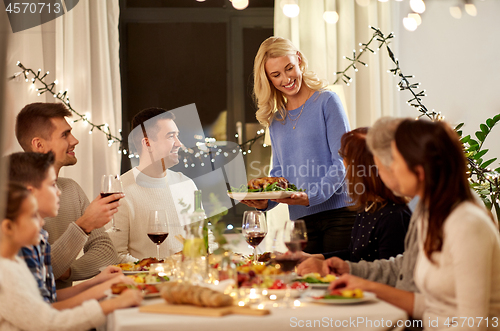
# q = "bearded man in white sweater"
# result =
<box><xmin>15</xmin><ymin>102</ymin><xmax>120</xmax><ymax>288</ymax></box>
<box><xmin>109</xmin><ymin>108</ymin><xmax>199</xmax><ymax>262</ymax></box>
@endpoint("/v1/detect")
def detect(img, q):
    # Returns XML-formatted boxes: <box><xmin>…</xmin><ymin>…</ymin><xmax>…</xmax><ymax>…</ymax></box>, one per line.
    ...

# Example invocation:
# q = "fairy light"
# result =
<box><xmin>12</xmin><ymin>61</ymin><xmax>126</xmax><ymax>152</ymax></box>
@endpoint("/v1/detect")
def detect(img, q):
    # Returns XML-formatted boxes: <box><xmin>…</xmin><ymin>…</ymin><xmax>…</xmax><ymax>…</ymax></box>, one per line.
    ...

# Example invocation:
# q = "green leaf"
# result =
<box><xmin>482</xmin><ymin>198</ymin><xmax>492</xmax><ymax>210</ymax></box>
<box><xmin>469</xmin><ymin>138</ymin><xmax>479</xmax><ymax>146</ymax></box>
<box><xmin>495</xmin><ymin>167</ymin><xmax>500</xmax><ymax>172</ymax></box>
<box><xmin>481</xmin><ymin>158</ymin><xmax>497</xmax><ymax>168</ymax></box>
<box><xmin>454</xmin><ymin>123</ymin><xmax>464</xmax><ymax>131</ymax></box>
<box><xmin>475</xmin><ymin>131</ymin><xmax>485</xmax><ymax>142</ymax></box>
<box><xmin>473</xmin><ymin>149</ymin><xmax>488</xmax><ymax>160</ymax></box>
<box><xmin>494</xmin><ymin>114</ymin><xmax>500</xmax><ymax>123</ymax></box>
<box><xmin>460</xmin><ymin>135</ymin><xmax>470</xmax><ymax>143</ymax></box>
<box><xmin>467</xmin><ymin>145</ymin><xmax>480</xmax><ymax>153</ymax></box>
<box><xmin>480</xmin><ymin>124</ymin><xmax>489</xmax><ymax>134</ymax></box>
<box><xmin>486</xmin><ymin>118</ymin><xmax>494</xmax><ymax>128</ymax></box>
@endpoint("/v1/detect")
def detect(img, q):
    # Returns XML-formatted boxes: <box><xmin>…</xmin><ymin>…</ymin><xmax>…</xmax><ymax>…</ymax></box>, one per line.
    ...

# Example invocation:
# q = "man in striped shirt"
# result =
<box><xmin>15</xmin><ymin>102</ymin><xmax>121</xmax><ymax>288</ymax></box>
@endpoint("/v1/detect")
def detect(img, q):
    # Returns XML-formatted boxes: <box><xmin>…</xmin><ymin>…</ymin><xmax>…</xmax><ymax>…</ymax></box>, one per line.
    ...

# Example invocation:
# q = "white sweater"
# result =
<box><xmin>413</xmin><ymin>202</ymin><xmax>500</xmax><ymax>330</ymax></box>
<box><xmin>109</xmin><ymin>168</ymin><xmax>198</xmax><ymax>262</ymax></box>
<box><xmin>0</xmin><ymin>256</ymin><xmax>105</xmax><ymax>331</ymax></box>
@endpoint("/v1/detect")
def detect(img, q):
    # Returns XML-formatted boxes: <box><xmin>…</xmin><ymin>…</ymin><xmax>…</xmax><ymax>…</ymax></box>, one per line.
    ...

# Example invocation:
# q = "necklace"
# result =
<box><xmin>288</xmin><ymin>103</ymin><xmax>305</xmax><ymax>129</ymax></box>
<box><xmin>287</xmin><ymin>91</ymin><xmax>311</xmax><ymax>130</ymax></box>
<box><xmin>365</xmin><ymin>201</ymin><xmax>376</xmax><ymax>212</ymax></box>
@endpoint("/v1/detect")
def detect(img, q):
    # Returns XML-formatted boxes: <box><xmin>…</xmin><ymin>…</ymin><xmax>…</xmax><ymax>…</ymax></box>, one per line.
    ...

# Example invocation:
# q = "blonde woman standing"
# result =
<box><xmin>241</xmin><ymin>37</ymin><xmax>355</xmax><ymax>253</ymax></box>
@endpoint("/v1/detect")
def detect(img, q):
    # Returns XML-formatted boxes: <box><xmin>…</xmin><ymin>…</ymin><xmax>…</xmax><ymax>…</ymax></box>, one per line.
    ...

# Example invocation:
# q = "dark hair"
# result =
<box><xmin>8</xmin><ymin>152</ymin><xmax>56</xmax><ymax>188</ymax></box>
<box><xmin>339</xmin><ymin>127</ymin><xmax>407</xmax><ymax>212</ymax></box>
<box><xmin>5</xmin><ymin>182</ymin><xmax>32</xmax><ymax>221</ymax></box>
<box><xmin>394</xmin><ymin>119</ymin><xmax>484</xmax><ymax>261</ymax></box>
<box><xmin>130</xmin><ymin>107</ymin><xmax>175</xmax><ymax>154</ymax></box>
<box><xmin>15</xmin><ymin>102</ymin><xmax>72</xmax><ymax>151</ymax></box>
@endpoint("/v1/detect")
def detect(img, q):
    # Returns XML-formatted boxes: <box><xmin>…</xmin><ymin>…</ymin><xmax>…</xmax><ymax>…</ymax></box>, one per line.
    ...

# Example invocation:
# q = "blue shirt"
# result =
<box><xmin>267</xmin><ymin>90</ymin><xmax>351</xmax><ymax>220</ymax></box>
<box><xmin>19</xmin><ymin>229</ymin><xmax>57</xmax><ymax>303</ymax></box>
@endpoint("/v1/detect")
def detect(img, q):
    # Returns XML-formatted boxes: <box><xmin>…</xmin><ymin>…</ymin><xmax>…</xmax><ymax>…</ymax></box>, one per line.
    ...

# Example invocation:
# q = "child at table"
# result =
<box><xmin>0</xmin><ymin>182</ymin><xmax>143</xmax><ymax>330</ymax></box>
<box><xmin>7</xmin><ymin>151</ymin><xmax>141</xmax><ymax>311</ymax></box>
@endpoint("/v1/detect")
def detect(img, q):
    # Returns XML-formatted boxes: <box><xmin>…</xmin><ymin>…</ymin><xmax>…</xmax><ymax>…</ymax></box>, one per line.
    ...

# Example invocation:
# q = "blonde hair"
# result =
<box><xmin>253</xmin><ymin>37</ymin><xmax>327</xmax><ymax>127</ymax></box>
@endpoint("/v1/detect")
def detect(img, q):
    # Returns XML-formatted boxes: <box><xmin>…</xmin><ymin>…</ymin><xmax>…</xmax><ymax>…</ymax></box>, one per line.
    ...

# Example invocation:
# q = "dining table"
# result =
<box><xmin>104</xmin><ymin>289</ymin><xmax>410</xmax><ymax>331</ymax></box>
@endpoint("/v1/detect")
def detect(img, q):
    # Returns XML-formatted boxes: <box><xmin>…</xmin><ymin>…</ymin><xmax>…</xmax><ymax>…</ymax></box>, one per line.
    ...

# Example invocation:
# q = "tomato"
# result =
<box><xmin>290</xmin><ymin>281</ymin><xmax>309</xmax><ymax>290</ymax></box>
<box><xmin>269</xmin><ymin>279</ymin><xmax>285</xmax><ymax>289</ymax></box>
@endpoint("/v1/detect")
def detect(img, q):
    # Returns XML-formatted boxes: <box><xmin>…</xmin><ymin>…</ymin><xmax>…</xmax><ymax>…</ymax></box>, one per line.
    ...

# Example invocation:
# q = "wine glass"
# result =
<box><xmin>275</xmin><ymin>219</ymin><xmax>308</xmax><ymax>306</ymax></box>
<box><xmin>242</xmin><ymin>211</ymin><xmax>267</xmax><ymax>264</ymax></box>
<box><xmin>147</xmin><ymin>210</ymin><xmax>169</xmax><ymax>261</ymax></box>
<box><xmin>101</xmin><ymin>174</ymin><xmax>124</xmax><ymax>232</ymax></box>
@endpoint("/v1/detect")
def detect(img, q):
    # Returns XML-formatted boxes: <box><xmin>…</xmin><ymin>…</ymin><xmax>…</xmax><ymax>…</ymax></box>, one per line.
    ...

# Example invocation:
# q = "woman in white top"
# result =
<box><xmin>329</xmin><ymin>119</ymin><xmax>500</xmax><ymax>331</ymax></box>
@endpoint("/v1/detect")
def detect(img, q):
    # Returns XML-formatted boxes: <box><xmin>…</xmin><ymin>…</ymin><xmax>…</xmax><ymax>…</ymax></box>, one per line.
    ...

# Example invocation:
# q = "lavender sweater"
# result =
<box><xmin>267</xmin><ymin>90</ymin><xmax>350</xmax><ymax>220</ymax></box>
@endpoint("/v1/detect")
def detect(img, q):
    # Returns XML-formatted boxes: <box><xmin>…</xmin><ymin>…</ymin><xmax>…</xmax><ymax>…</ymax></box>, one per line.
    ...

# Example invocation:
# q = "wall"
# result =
<box><xmin>396</xmin><ymin>0</ymin><xmax>500</xmax><ymax>165</ymax></box>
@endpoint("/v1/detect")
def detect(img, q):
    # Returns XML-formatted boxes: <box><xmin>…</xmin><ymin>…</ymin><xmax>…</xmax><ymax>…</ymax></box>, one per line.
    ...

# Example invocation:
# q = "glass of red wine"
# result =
<box><xmin>242</xmin><ymin>211</ymin><xmax>267</xmax><ymax>264</ymax></box>
<box><xmin>101</xmin><ymin>174</ymin><xmax>124</xmax><ymax>232</ymax></box>
<box><xmin>275</xmin><ymin>219</ymin><xmax>308</xmax><ymax>306</ymax></box>
<box><xmin>147</xmin><ymin>210</ymin><xmax>169</xmax><ymax>261</ymax></box>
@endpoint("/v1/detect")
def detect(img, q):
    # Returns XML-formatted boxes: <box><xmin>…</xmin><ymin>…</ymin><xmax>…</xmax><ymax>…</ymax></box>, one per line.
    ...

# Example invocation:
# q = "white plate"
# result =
<box><xmin>307</xmin><ymin>282</ymin><xmax>330</xmax><ymax>289</ymax></box>
<box><xmin>99</xmin><ymin>266</ymin><xmax>147</xmax><ymax>274</ymax></box>
<box><xmin>303</xmin><ymin>291</ymin><xmax>377</xmax><ymax>305</ymax></box>
<box><xmin>264</xmin><ymin>288</ymin><xmax>306</xmax><ymax>298</ymax></box>
<box><xmin>227</xmin><ymin>191</ymin><xmax>295</xmax><ymax>200</ymax></box>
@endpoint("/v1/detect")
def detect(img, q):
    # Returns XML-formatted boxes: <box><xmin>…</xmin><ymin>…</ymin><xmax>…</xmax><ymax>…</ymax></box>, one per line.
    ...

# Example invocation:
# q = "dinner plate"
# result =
<box><xmin>306</xmin><ymin>282</ymin><xmax>330</xmax><ymax>289</ymax></box>
<box><xmin>303</xmin><ymin>291</ymin><xmax>377</xmax><ymax>305</ymax></box>
<box><xmin>227</xmin><ymin>191</ymin><xmax>295</xmax><ymax>200</ymax></box>
<box><xmin>99</xmin><ymin>266</ymin><xmax>147</xmax><ymax>274</ymax></box>
<box><xmin>263</xmin><ymin>288</ymin><xmax>306</xmax><ymax>299</ymax></box>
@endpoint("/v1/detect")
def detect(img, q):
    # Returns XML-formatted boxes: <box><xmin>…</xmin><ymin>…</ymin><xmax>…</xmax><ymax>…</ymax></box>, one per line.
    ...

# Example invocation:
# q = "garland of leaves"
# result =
<box><xmin>336</xmin><ymin>26</ymin><xmax>500</xmax><ymax>218</ymax></box>
<box><xmin>11</xmin><ymin>61</ymin><xmax>265</xmax><ymax>161</ymax></box>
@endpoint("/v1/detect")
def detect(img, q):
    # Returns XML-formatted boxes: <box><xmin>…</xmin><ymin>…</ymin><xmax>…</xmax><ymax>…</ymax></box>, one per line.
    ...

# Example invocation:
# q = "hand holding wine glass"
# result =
<box><xmin>242</xmin><ymin>211</ymin><xmax>267</xmax><ymax>264</ymax></box>
<box><xmin>101</xmin><ymin>174</ymin><xmax>124</xmax><ymax>232</ymax></box>
<box><xmin>147</xmin><ymin>210</ymin><xmax>169</xmax><ymax>261</ymax></box>
<box><xmin>275</xmin><ymin>220</ymin><xmax>307</xmax><ymax>272</ymax></box>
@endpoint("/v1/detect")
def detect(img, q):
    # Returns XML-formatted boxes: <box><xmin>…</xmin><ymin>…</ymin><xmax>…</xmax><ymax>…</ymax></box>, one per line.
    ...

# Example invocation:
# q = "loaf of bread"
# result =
<box><xmin>160</xmin><ymin>283</ymin><xmax>233</xmax><ymax>307</ymax></box>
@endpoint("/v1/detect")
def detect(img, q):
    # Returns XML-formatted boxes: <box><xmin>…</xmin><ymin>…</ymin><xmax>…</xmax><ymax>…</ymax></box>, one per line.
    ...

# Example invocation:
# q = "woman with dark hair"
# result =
<box><xmin>329</xmin><ymin>120</ymin><xmax>500</xmax><ymax>330</ymax></box>
<box><xmin>297</xmin><ymin>128</ymin><xmax>410</xmax><ymax>271</ymax></box>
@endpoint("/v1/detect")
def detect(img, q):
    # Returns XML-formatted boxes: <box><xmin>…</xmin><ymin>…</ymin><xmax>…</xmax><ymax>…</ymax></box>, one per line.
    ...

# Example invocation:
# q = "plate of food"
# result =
<box><xmin>295</xmin><ymin>273</ymin><xmax>336</xmax><ymax>289</ymax></box>
<box><xmin>227</xmin><ymin>177</ymin><xmax>305</xmax><ymax>201</ymax></box>
<box><xmin>102</xmin><ymin>257</ymin><xmax>164</xmax><ymax>274</ymax></box>
<box><xmin>125</xmin><ymin>272</ymin><xmax>170</xmax><ymax>285</ymax></box>
<box><xmin>303</xmin><ymin>289</ymin><xmax>377</xmax><ymax>305</ymax></box>
<box><xmin>111</xmin><ymin>283</ymin><xmax>161</xmax><ymax>298</ymax></box>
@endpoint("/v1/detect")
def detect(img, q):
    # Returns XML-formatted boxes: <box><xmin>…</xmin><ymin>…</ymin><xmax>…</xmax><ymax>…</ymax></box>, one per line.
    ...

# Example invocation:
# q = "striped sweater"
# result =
<box><xmin>44</xmin><ymin>177</ymin><xmax>119</xmax><ymax>288</ymax></box>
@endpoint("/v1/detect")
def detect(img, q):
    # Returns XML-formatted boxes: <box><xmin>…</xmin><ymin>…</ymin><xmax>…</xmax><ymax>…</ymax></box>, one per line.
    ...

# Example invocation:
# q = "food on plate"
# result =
<box><xmin>315</xmin><ymin>288</ymin><xmax>364</xmax><ymax>300</ymax></box>
<box><xmin>229</xmin><ymin>177</ymin><xmax>305</xmax><ymax>193</ymax></box>
<box><xmin>111</xmin><ymin>283</ymin><xmax>159</xmax><ymax>295</ymax></box>
<box><xmin>248</xmin><ymin>177</ymin><xmax>289</xmax><ymax>190</ymax></box>
<box><xmin>160</xmin><ymin>283</ymin><xmax>233</xmax><ymax>307</ymax></box>
<box><xmin>126</xmin><ymin>273</ymin><xmax>169</xmax><ymax>284</ymax></box>
<box><xmin>297</xmin><ymin>273</ymin><xmax>336</xmax><ymax>284</ymax></box>
<box><xmin>113</xmin><ymin>257</ymin><xmax>163</xmax><ymax>272</ymax></box>
<box><xmin>237</xmin><ymin>262</ymin><xmax>309</xmax><ymax>290</ymax></box>
<box><xmin>240</xmin><ymin>252</ymin><xmax>272</xmax><ymax>264</ymax></box>
<box><xmin>266</xmin><ymin>279</ymin><xmax>309</xmax><ymax>290</ymax></box>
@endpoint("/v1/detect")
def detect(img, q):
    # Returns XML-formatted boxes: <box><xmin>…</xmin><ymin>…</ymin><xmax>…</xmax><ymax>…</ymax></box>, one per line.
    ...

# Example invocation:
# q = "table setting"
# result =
<box><xmin>99</xmin><ymin>209</ymin><xmax>408</xmax><ymax>331</ymax></box>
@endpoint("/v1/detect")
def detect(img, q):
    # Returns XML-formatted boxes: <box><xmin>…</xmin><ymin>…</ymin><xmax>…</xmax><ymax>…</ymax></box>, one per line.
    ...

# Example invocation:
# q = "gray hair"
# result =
<box><xmin>366</xmin><ymin>117</ymin><xmax>404</xmax><ymax>167</ymax></box>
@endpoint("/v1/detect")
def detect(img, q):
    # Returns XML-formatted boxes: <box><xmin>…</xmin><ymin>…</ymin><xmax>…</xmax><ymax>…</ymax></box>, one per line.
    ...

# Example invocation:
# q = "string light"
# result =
<box><xmin>333</xmin><ymin>26</ymin><xmax>392</xmax><ymax>85</ymax></box>
<box><xmin>12</xmin><ymin>62</ymin><xmax>127</xmax><ymax>153</ymax></box>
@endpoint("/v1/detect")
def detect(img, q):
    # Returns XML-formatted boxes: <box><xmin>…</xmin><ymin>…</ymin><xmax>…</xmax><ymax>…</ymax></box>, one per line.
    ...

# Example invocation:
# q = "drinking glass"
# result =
<box><xmin>242</xmin><ymin>211</ymin><xmax>267</xmax><ymax>264</ymax></box>
<box><xmin>147</xmin><ymin>210</ymin><xmax>169</xmax><ymax>261</ymax></box>
<box><xmin>101</xmin><ymin>174</ymin><xmax>124</xmax><ymax>232</ymax></box>
<box><xmin>275</xmin><ymin>219</ymin><xmax>308</xmax><ymax>306</ymax></box>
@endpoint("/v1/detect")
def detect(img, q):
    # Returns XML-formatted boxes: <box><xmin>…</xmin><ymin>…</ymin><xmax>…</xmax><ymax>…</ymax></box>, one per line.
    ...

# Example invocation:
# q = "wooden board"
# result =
<box><xmin>139</xmin><ymin>303</ymin><xmax>270</xmax><ymax>317</ymax></box>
